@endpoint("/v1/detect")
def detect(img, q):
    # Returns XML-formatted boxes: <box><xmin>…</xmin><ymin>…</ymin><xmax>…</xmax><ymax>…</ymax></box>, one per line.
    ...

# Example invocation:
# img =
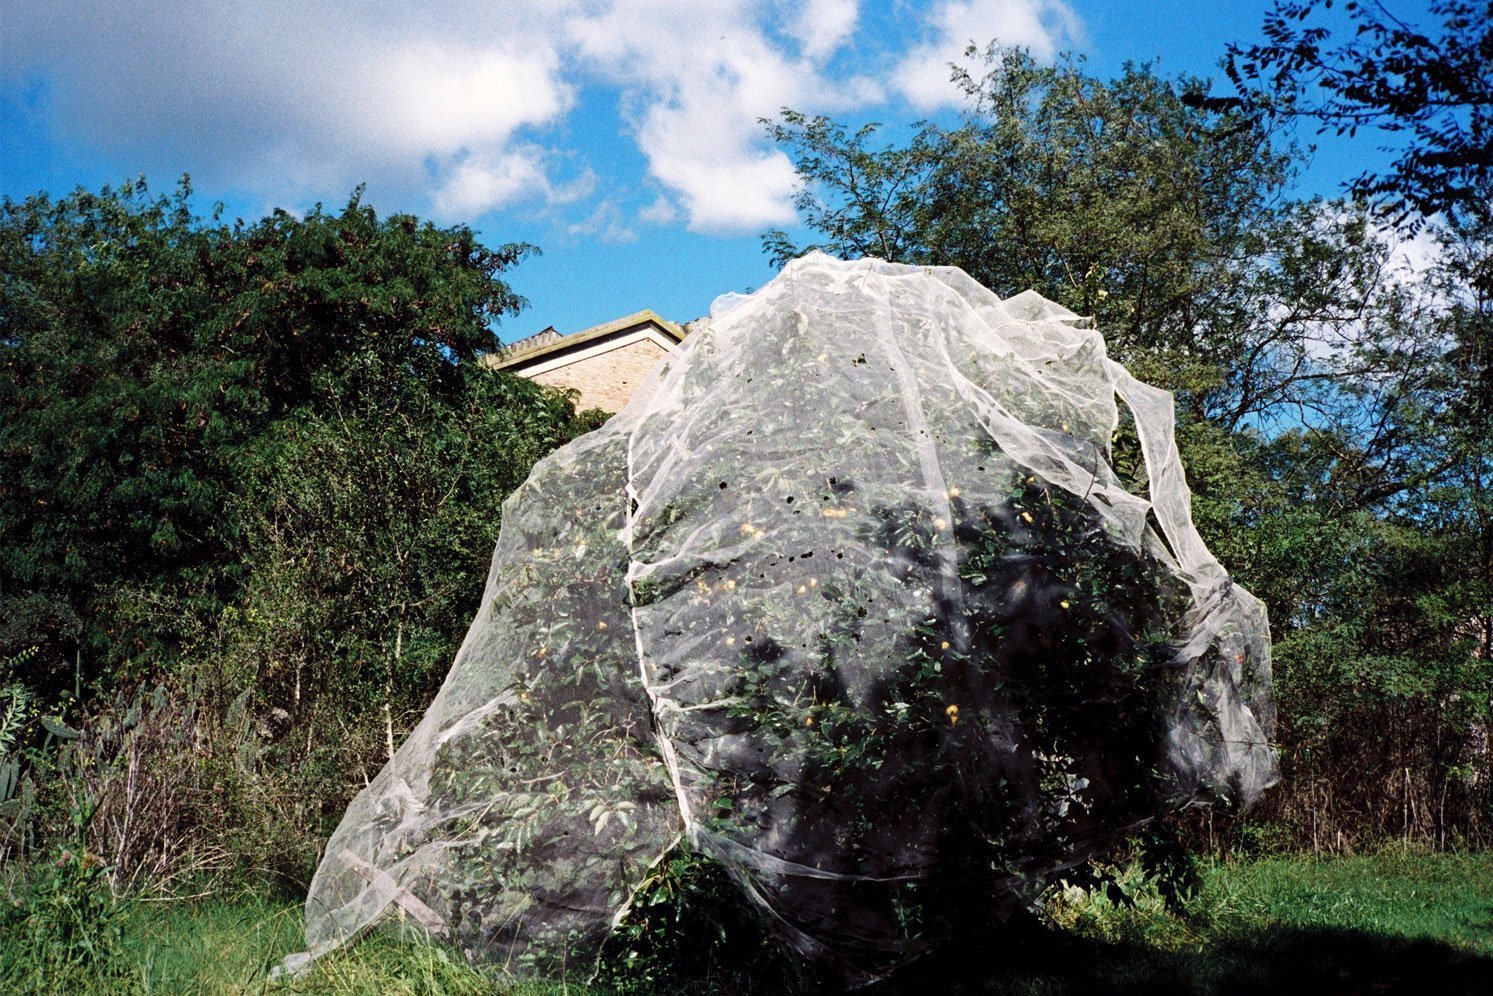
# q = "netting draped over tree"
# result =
<box><xmin>285</xmin><ymin>253</ymin><xmax>1276</xmax><ymax>986</ymax></box>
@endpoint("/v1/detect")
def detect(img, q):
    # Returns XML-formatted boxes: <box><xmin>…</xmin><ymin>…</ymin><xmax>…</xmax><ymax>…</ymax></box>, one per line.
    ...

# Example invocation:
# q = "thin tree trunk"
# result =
<box><xmin>385</xmin><ymin>612</ymin><xmax>405</xmax><ymax>762</ymax></box>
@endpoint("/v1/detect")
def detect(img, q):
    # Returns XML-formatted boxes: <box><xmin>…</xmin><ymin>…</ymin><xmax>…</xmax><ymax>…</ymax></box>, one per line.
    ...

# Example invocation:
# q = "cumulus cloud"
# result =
<box><xmin>894</xmin><ymin>0</ymin><xmax>1080</xmax><ymax>109</ymax></box>
<box><xmin>1387</xmin><ymin>224</ymin><xmax>1442</xmax><ymax>279</ymax></box>
<box><xmin>787</xmin><ymin>0</ymin><xmax>862</xmax><ymax>61</ymax></box>
<box><xmin>432</xmin><ymin>147</ymin><xmax>595</xmax><ymax>219</ymax></box>
<box><xmin>2</xmin><ymin>0</ymin><xmax>1077</xmax><ymax>232</ymax></box>
<box><xmin>565</xmin><ymin>0</ymin><xmax>870</xmax><ymax>232</ymax></box>
<box><xmin>3</xmin><ymin>1</ymin><xmax>581</xmax><ymax>215</ymax></box>
<box><xmin>565</xmin><ymin>198</ymin><xmax>638</xmax><ymax>245</ymax></box>
<box><xmin>638</xmin><ymin>195</ymin><xmax>682</xmax><ymax>226</ymax></box>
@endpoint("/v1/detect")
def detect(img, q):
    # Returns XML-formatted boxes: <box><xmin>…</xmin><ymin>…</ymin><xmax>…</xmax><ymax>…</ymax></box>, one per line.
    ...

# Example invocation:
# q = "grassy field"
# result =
<box><xmin>4</xmin><ymin>849</ymin><xmax>1490</xmax><ymax>994</ymax></box>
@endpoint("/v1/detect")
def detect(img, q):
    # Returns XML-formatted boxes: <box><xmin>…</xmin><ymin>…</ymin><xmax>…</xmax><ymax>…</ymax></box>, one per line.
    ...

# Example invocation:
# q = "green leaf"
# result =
<box><xmin>40</xmin><ymin>716</ymin><xmax>81</xmax><ymax>741</ymax></box>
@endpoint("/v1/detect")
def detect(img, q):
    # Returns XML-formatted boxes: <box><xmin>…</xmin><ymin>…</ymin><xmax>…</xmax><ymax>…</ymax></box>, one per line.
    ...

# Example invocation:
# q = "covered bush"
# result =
<box><xmin>287</xmin><ymin>254</ymin><xmax>1276</xmax><ymax>986</ymax></box>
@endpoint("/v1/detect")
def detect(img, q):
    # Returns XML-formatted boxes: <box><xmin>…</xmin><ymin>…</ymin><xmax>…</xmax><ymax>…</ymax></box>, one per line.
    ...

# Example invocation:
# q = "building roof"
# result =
<box><xmin>481</xmin><ymin>309</ymin><xmax>685</xmax><ymax>372</ymax></box>
<box><xmin>499</xmin><ymin>326</ymin><xmax>561</xmax><ymax>356</ymax></box>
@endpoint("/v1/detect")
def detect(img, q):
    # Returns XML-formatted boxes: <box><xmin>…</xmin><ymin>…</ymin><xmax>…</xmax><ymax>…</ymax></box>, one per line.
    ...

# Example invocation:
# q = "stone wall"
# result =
<box><xmin>529</xmin><ymin>337</ymin><xmax>670</xmax><ymax>413</ymax></box>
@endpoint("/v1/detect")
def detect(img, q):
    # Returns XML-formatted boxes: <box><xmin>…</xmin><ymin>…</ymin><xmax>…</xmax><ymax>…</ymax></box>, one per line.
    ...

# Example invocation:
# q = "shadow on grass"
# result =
<box><xmin>864</xmin><ymin>915</ymin><xmax>1493</xmax><ymax>996</ymax></box>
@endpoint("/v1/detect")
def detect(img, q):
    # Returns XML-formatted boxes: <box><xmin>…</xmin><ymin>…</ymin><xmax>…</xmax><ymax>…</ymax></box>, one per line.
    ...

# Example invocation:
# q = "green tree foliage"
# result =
<box><xmin>0</xmin><ymin>178</ymin><xmax>582</xmax><ymax>705</ymax></box>
<box><xmin>223</xmin><ymin>370</ymin><xmax>582</xmax><ymax>752</ymax></box>
<box><xmin>766</xmin><ymin>47</ymin><xmax>1491</xmax><ymax>846</ymax></box>
<box><xmin>766</xmin><ymin>48</ymin><xmax>1296</xmax><ymax>365</ymax></box>
<box><xmin>772</xmin><ymin>55</ymin><xmax>1358</xmax><ymax>410</ymax></box>
<box><xmin>0</xmin><ymin>178</ymin><xmax>601</xmax><ymax>885</ymax></box>
<box><xmin>765</xmin><ymin>51</ymin><xmax>1446</xmax><ymax>483</ymax></box>
<box><xmin>1223</xmin><ymin>0</ymin><xmax>1493</xmax><ymax>225</ymax></box>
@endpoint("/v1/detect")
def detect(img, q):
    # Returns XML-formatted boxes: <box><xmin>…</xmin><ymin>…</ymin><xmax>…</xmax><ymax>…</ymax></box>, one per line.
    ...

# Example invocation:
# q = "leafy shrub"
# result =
<box><xmin>36</xmin><ymin>679</ymin><xmax>359</xmax><ymax>897</ymax></box>
<box><xmin>299</xmin><ymin>259</ymin><xmax>1274</xmax><ymax>989</ymax></box>
<box><xmin>596</xmin><ymin>845</ymin><xmax>797</xmax><ymax>994</ymax></box>
<box><xmin>0</xmin><ymin>806</ymin><xmax>127</xmax><ymax>991</ymax></box>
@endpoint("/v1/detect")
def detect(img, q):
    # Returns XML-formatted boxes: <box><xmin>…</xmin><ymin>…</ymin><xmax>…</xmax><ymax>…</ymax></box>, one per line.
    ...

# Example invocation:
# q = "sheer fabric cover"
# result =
<box><xmin>292</xmin><ymin>253</ymin><xmax>1276</xmax><ymax>985</ymax></box>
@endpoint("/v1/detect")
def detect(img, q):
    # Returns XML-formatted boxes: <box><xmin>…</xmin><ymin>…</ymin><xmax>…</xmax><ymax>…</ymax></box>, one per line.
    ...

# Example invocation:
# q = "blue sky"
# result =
<box><xmin>0</xmin><ymin>1</ymin><xmax>1435</xmax><ymax>343</ymax></box>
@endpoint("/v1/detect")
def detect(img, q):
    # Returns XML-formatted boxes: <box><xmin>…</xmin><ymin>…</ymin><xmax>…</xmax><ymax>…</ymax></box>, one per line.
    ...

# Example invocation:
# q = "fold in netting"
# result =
<box><xmin>283</xmin><ymin>253</ymin><xmax>1277</xmax><ymax>989</ymax></box>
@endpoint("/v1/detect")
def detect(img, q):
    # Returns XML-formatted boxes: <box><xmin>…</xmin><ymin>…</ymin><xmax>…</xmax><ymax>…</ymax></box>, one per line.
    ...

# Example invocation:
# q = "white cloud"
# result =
<box><xmin>787</xmin><ymin>0</ymin><xmax>861</xmax><ymax>60</ymax></box>
<box><xmin>431</xmin><ymin>147</ymin><xmax>595</xmax><ymax>219</ymax></box>
<box><xmin>638</xmin><ymin>195</ymin><xmax>682</xmax><ymax>226</ymax></box>
<box><xmin>3</xmin><ymin>1</ymin><xmax>582</xmax><ymax>213</ymax></box>
<box><xmin>2</xmin><ymin>1</ymin><xmax>1078</xmax><ymax>233</ymax></box>
<box><xmin>1387</xmin><ymin>223</ymin><xmax>1442</xmax><ymax>279</ymax></box>
<box><xmin>894</xmin><ymin>0</ymin><xmax>1080</xmax><ymax>109</ymax></box>
<box><xmin>565</xmin><ymin>0</ymin><xmax>887</xmax><ymax>232</ymax></box>
<box><xmin>565</xmin><ymin>199</ymin><xmax>638</xmax><ymax>244</ymax></box>
<box><xmin>373</xmin><ymin>41</ymin><xmax>574</xmax><ymax>156</ymax></box>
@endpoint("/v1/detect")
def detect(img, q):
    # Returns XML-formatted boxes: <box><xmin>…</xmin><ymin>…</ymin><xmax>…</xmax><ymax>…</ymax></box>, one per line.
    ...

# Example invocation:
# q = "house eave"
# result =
<box><xmin>481</xmin><ymin>309</ymin><xmax>685</xmax><ymax>372</ymax></box>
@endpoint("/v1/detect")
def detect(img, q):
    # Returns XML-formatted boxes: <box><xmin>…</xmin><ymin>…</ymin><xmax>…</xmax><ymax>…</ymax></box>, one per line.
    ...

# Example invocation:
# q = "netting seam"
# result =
<box><xmin>868</xmin><ymin>277</ymin><xmax>970</xmax><ymax>654</ymax></box>
<box><xmin>1108</xmin><ymin>362</ymin><xmax>1221</xmax><ymax>582</ymax></box>
<box><xmin>622</xmin><ymin>349</ymin><xmax>698</xmax><ymax>846</ymax></box>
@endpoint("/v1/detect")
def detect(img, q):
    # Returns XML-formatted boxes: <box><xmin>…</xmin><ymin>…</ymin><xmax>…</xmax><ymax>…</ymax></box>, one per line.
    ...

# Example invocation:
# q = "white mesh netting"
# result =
<box><xmin>286</xmin><ymin>253</ymin><xmax>1276</xmax><ymax>985</ymax></box>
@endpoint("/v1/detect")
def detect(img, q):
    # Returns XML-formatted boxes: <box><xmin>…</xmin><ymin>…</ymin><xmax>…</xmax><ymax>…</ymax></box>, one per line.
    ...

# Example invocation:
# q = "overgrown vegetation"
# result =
<box><xmin>0</xmin><ymin>2</ymin><xmax>1489</xmax><ymax>990</ymax></box>
<box><xmin>1</xmin><ymin>850</ymin><xmax>1488</xmax><ymax>993</ymax></box>
<box><xmin>764</xmin><ymin>41</ymin><xmax>1491</xmax><ymax>857</ymax></box>
<box><xmin>0</xmin><ymin>181</ymin><xmax>600</xmax><ymax>895</ymax></box>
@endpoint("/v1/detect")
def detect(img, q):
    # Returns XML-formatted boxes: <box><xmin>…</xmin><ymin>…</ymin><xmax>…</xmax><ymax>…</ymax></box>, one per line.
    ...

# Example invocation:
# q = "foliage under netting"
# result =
<box><xmin>287</xmin><ymin>254</ymin><xmax>1277</xmax><ymax>986</ymax></box>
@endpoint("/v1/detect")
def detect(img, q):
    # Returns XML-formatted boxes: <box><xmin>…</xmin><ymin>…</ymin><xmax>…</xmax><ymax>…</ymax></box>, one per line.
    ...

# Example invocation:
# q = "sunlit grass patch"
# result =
<box><xmin>4</xmin><ymin>850</ymin><xmax>1490</xmax><ymax>994</ymax></box>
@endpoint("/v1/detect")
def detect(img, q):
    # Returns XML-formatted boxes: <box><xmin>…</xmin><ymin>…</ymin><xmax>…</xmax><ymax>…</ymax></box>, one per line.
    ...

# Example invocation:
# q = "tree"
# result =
<box><xmin>765</xmin><ymin>49</ymin><xmax>1446</xmax><ymax>481</ymax></box>
<box><xmin>221</xmin><ymin>363</ymin><xmax>584</xmax><ymax>758</ymax></box>
<box><xmin>0</xmin><ymin>178</ymin><xmax>578</xmax><ymax>696</ymax></box>
<box><xmin>764</xmin><ymin>46</ymin><xmax>1493</xmax><ymax>847</ymax></box>
<box><xmin>767</xmin><ymin>47</ymin><xmax>1296</xmax><ymax>369</ymax></box>
<box><xmin>2</xmin><ymin>180</ymin><xmax>240</xmax><ymax>689</ymax></box>
<box><xmin>1223</xmin><ymin>0</ymin><xmax>1493</xmax><ymax>225</ymax></box>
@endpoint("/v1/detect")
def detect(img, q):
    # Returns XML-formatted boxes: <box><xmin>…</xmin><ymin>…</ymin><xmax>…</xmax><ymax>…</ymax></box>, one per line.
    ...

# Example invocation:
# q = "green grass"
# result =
<box><xmin>1200</xmin><ymin>848</ymin><xmax>1493</xmax><ymax>954</ymax></box>
<box><xmin>4</xmin><ymin>850</ymin><xmax>1490</xmax><ymax>994</ymax></box>
<box><xmin>876</xmin><ymin>847</ymin><xmax>1493</xmax><ymax>995</ymax></box>
<box><xmin>119</xmin><ymin>896</ymin><xmax>584</xmax><ymax>996</ymax></box>
<box><xmin>1</xmin><ymin>889</ymin><xmax>569</xmax><ymax>996</ymax></box>
<box><xmin>115</xmin><ymin>894</ymin><xmax>301</xmax><ymax>993</ymax></box>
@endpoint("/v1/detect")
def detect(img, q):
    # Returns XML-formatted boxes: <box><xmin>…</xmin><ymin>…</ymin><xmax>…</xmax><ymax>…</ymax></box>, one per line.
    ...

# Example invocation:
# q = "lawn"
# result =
<box><xmin>5</xmin><ymin>849</ymin><xmax>1490</xmax><ymax>994</ymax></box>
